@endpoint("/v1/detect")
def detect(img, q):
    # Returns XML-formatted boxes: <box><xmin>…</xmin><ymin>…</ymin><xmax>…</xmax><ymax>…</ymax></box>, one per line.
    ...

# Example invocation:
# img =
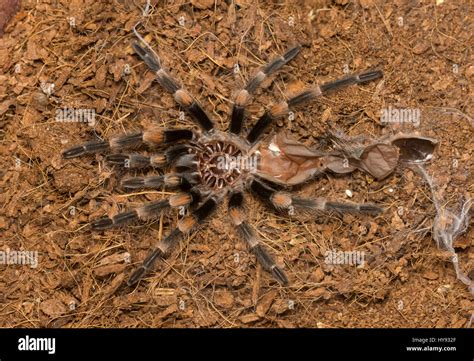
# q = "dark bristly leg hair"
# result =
<box><xmin>228</xmin><ymin>191</ymin><xmax>289</xmax><ymax>286</ymax></box>
<box><xmin>246</xmin><ymin>69</ymin><xmax>383</xmax><ymax>144</ymax></box>
<box><xmin>105</xmin><ymin>144</ymin><xmax>195</xmax><ymax>169</ymax></box>
<box><xmin>106</xmin><ymin>153</ymin><xmax>166</xmax><ymax>169</ymax></box>
<box><xmin>62</xmin><ymin>129</ymin><xmax>194</xmax><ymax>159</ymax></box>
<box><xmin>132</xmin><ymin>41</ymin><xmax>214</xmax><ymax>131</ymax></box>
<box><xmin>319</xmin><ymin>69</ymin><xmax>383</xmax><ymax>93</ymax></box>
<box><xmin>127</xmin><ymin>196</ymin><xmax>218</xmax><ymax>286</ymax></box>
<box><xmin>271</xmin><ymin>191</ymin><xmax>383</xmax><ymax>215</ymax></box>
<box><xmin>91</xmin><ymin>192</ymin><xmax>194</xmax><ymax>231</ymax></box>
<box><xmin>250</xmin><ymin>179</ymin><xmax>383</xmax><ymax>215</ymax></box>
<box><xmin>229</xmin><ymin>44</ymin><xmax>302</xmax><ymax>135</ymax></box>
<box><xmin>249</xmin><ymin>178</ymin><xmax>279</xmax><ymax>206</ymax></box>
<box><xmin>121</xmin><ymin>172</ymin><xmax>198</xmax><ymax>191</ymax></box>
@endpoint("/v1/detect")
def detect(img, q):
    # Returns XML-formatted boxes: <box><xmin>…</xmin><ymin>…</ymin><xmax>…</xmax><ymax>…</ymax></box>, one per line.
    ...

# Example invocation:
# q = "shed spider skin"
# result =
<box><xmin>62</xmin><ymin>35</ymin><xmax>384</xmax><ymax>287</ymax></box>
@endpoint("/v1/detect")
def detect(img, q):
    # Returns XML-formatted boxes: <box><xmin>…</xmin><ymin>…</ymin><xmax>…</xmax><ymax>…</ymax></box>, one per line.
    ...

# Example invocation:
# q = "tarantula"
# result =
<box><xmin>62</xmin><ymin>36</ymin><xmax>385</xmax><ymax>287</ymax></box>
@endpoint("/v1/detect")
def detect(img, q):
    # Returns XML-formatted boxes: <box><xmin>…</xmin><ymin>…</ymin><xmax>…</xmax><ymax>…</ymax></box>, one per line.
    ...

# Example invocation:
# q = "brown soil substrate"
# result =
<box><xmin>0</xmin><ymin>0</ymin><xmax>472</xmax><ymax>327</ymax></box>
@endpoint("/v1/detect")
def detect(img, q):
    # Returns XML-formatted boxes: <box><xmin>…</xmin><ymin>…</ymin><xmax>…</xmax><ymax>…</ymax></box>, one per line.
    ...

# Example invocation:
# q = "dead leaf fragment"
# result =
<box><xmin>256</xmin><ymin>290</ymin><xmax>277</xmax><ymax>316</ymax></box>
<box><xmin>213</xmin><ymin>290</ymin><xmax>234</xmax><ymax>309</ymax></box>
<box><xmin>240</xmin><ymin>314</ymin><xmax>260</xmax><ymax>324</ymax></box>
<box><xmin>190</xmin><ymin>0</ymin><xmax>214</xmax><ymax>10</ymax></box>
<box><xmin>40</xmin><ymin>299</ymin><xmax>67</xmax><ymax>318</ymax></box>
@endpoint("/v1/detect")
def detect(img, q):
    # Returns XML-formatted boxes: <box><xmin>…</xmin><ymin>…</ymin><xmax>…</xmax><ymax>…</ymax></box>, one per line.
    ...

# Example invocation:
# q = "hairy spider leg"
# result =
<box><xmin>247</xmin><ymin>69</ymin><xmax>383</xmax><ymax>144</ymax></box>
<box><xmin>250</xmin><ymin>178</ymin><xmax>383</xmax><ymax>215</ymax></box>
<box><xmin>228</xmin><ymin>191</ymin><xmax>289</xmax><ymax>285</ymax></box>
<box><xmin>132</xmin><ymin>41</ymin><xmax>214</xmax><ymax>131</ymax></box>
<box><xmin>229</xmin><ymin>45</ymin><xmax>302</xmax><ymax>135</ymax></box>
<box><xmin>127</xmin><ymin>196</ymin><xmax>218</xmax><ymax>286</ymax></box>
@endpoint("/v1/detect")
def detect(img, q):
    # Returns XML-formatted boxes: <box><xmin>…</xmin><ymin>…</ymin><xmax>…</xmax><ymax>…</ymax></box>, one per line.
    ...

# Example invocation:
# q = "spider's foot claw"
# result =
<box><xmin>127</xmin><ymin>266</ymin><xmax>147</xmax><ymax>287</ymax></box>
<box><xmin>131</xmin><ymin>42</ymin><xmax>146</xmax><ymax>56</ymax></box>
<box><xmin>360</xmin><ymin>204</ymin><xmax>384</xmax><ymax>214</ymax></box>
<box><xmin>132</xmin><ymin>42</ymin><xmax>161</xmax><ymax>73</ymax></box>
<box><xmin>283</xmin><ymin>44</ymin><xmax>302</xmax><ymax>62</ymax></box>
<box><xmin>91</xmin><ymin>217</ymin><xmax>114</xmax><ymax>230</ymax></box>
<box><xmin>62</xmin><ymin>141</ymin><xmax>109</xmax><ymax>159</ymax></box>
<box><xmin>271</xmin><ymin>266</ymin><xmax>289</xmax><ymax>286</ymax></box>
<box><xmin>357</xmin><ymin>69</ymin><xmax>383</xmax><ymax>83</ymax></box>
<box><xmin>62</xmin><ymin>145</ymin><xmax>86</xmax><ymax>159</ymax></box>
